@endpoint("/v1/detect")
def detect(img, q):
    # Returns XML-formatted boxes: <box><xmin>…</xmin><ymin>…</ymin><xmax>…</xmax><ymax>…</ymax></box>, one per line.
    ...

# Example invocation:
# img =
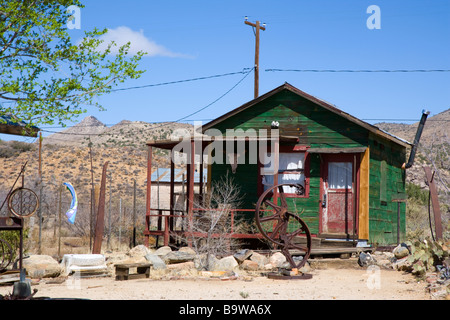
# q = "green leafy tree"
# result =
<box><xmin>0</xmin><ymin>0</ymin><xmax>145</xmax><ymax>128</ymax></box>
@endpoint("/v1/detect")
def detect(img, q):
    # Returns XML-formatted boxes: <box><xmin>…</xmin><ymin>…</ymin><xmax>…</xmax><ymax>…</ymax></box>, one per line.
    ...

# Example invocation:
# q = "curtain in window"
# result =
<box><xmin>328</xmin><ymin>162</ymin><xmax>352</xmax><ymax>189</ymax></box>
<box><xmin>263</xmin><ymin>152</ymin><xmax>305</xmax><ymax>192</ymax></box>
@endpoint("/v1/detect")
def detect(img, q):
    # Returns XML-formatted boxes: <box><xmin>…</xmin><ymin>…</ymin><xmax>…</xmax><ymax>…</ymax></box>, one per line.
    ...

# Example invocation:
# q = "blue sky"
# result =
<box><xmin>4</xmin><ymin>0</ymin><xmax>450</xmax><ymax>141</ymax></box>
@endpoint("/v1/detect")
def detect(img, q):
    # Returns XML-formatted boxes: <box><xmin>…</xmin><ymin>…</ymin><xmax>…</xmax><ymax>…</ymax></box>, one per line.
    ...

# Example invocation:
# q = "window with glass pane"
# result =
<box><xmin>328</xmin><ymin>162</ymin><xmax>352</xmax><ymax>189</ymax></box>
<box><xmin>262</xmin><ymin>152</ymin><xmax>305</xmax><ymax>193</ymax></box>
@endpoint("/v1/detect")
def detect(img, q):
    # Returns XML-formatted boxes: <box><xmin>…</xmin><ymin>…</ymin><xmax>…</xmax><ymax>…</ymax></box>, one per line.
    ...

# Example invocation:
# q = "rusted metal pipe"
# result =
<box><xmin>424</xmin><ymin>166</ymin><xmax>443</xmax><ymax>240</ymax></box>
<box><xmin>402</xmin><ymin>110</ymin><xmax>430</xmax><ymax>169</ymax></box>
<box><xmin>92</xmin><ymin>161</ymin><xmax>109</xmax><ymax>254</ymax></box>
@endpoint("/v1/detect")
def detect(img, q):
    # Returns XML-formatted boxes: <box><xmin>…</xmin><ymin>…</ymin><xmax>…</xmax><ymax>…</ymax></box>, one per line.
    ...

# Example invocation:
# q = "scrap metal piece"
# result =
<box><xmin>8</xmin><ymin>187</ymin><xmax>39</xmax><ymax>218</ymax></box>
<box><xmin>92</xmin><ymin>161</ymin><xmax>109</xmax><ymax>254</ymax></box>
<box><xmin>267</xmin><ymin>272</ymin><xmax>313</xmax><ymax>280</ymax></box>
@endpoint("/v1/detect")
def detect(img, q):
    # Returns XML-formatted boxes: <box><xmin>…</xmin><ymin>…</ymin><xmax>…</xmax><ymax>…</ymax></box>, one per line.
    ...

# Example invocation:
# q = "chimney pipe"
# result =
<box><xmin>402</xmin><ymin>110</ymin><xmax>430</xmax><ymax>169</ymax></box>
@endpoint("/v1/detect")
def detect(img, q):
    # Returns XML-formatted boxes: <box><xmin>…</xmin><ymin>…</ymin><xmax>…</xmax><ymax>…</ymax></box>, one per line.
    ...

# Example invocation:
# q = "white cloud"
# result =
<box><xmin>96</xmin><ymin>26</ymin><xmax>189</xmax><ymax>58</ymax></box>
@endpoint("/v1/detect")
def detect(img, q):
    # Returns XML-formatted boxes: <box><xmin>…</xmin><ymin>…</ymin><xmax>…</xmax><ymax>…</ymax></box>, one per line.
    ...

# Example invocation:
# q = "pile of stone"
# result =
<box><xmin>103</xmin><ymin>245</ymin><xmax>311</xmax><ymax>278</ymax></box>
<box><xmin>357</xmin><ymin>244</ymin><xmax>450</xmax><ymax>300</ymax></box>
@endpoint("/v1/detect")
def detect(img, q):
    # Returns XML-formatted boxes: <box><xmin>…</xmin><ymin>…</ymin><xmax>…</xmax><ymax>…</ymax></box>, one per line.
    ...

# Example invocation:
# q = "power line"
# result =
<box><xmin>266</xmin><ymin>68</ymin><xmax>450</xmax><ymax>73</ymax></box>
<box><xmin>110</xmin><ymin>69</ymin><xmax>253</xmax><ymax>92</ymax></box>
<box><xmin>40</xmin><ymin>68</ymin><xmax>254</xmax><ymax>137</ymax></box>
<box><xmin>174</xmin><ymin>67</ymin><xmax>254</xmax><ymax>123</ymax></box>
<box><xmin>38</xmin><ymin>117</ymin><xmax>449</xmax><ymax>130</ymax></box>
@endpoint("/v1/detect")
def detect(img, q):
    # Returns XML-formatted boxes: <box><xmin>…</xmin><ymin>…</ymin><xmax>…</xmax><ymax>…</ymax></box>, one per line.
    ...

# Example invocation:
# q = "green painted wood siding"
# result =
<box><xmin>368</xmin><ymin>133</ymin><xmax>407</xmax><ymax>244</ymax></box>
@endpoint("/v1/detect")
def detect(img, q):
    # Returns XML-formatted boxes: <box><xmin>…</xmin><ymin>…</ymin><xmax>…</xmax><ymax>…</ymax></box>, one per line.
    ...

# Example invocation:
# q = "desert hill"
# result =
<box><xmin>43</xmin><ymin>116</ymin><xmax>193</xmax><ymax>149</ymax></box>
<box><xmin>375</xmin><ymin>109</ymin><xmax>450</xmax><ymax>147</ymax></box>
<box><xmin>375</xmin><ymin>108</ymin><xmax>449</xmax><ymax>193</ymax></box>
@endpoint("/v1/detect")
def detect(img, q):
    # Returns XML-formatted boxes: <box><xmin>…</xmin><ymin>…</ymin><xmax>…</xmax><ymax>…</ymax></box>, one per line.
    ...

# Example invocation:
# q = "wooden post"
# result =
<box><xmin>107</xmin><ymin>172</ymin><xmax>112</xmax><ymax>250</ymax></box>
<box><xmin>119</xmin><ymin>198</ymin><xmax>122</xmax><ymax>246</ymax></box>
<box><xmin>133</xmin><ymin>179</ymin><xmax>136</xmax><ymax>248</ymax></box>
<box><xmin>145</xmin><ymin>145</ymin><xmax>152</xmax><ymax>247</ymax></box>
<box><xmin>170</xmin><ymin>158</ymin><xmax>175</xmax><ymax>237</ymax></box>
<box><xmin>352</xmin><ymin>155</ymin><xmax>357</xmax><ymax>245</ymax></box>
<box><xmin>58</xmin><ymin>183</ymin><xmax>62</xmax><ymax>259</ymax></box>
<box><xmin>244</xmin><ymin>19</ymin><xmax>266</xmax><ymax>98</ymax></box>
<box><xmin>89</xmin><ymin>139</ymin><xmax>95</xmax><ymax>251</ymax></box>
<box><xmin>164</xmin><ymin>215</ymin><xmax>169</xmax><ymax>246</ymax></box>
<box><xmin>38</xmin><ymin>132</ymin><xmax>42</xmax><ymax>254</ymax></box>
<box><xmin>358</xmin><ymin>148</ymin><xmax>370</xmax><ymax>240</ymax></box>
<box><xmin>273</xmin><ymin>138</ymin><xmax>279</xmax><ymax>205</ymax></box>
<box><xmin>187</xmin><ymin>140</ymin><xmax>195</xmax><ymax>246</ymax></box>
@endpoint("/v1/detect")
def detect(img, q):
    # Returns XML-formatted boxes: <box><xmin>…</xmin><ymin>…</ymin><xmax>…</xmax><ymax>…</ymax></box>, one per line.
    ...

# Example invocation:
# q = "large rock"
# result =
<box><xmin>178</xmin><ymin>247</ymin><xmax>197</xmax><ymax>255</ymax></box>
<box><xmin>194</xmin><ymin>254</ymin><xmax>218</xmax><ymax>271</ymax></box>
<box><xmin>241</xmin><ymin>260</ymin><xmax>259</xmax><ymax>271</ymax></box>
<box><xmin>393</xmin><ymin>244</ymin><xmax>410</xmax><ymax>259</ymax></box>
<box><xmin>166</xmin><ymin>261</ymin><xmax>195</xmax><ymax>270</ymax></box>
<box><xmin>154</xmin><ymin>246</ymin><xmax>172</xmax><ymax>256</ymax></box>
<box><xmin>23</xmin><ymin>255</ymin><xmax>62</xmax><ymax>278</ymax></box>
<box><xmin>128</xmin><ymin>245</ymin><xmax>151</xmax><ymax>258</ymax></box>
<box><xmin>250</xmin><ymin>252</ymin><xmax>268</xmax><ymax>268</ymax></box>
<box><xmin>212</xmin><ymin>256</ymin><xmax>239</xmax><ymax>271</ymax></box>
<box><xmin>358</xmin><ymin>252</ymin><xmax>376</xmax><ymax>267</ymax></box>
<box><xmin>234</xmin><ymin>249</ymin><xmax>253</xmax><ymax>263</ymax></box>
<box><xmin>145</xmin><ymin>254</ymin><xmax>166</xmax><ymax>270</ymax></box>
<box><xmin>281</xmin><ymin>255</ymin><xmax>304</xmax><ymax>269</ymax></box>
<box><xmin>163</xmin><ymin>251</ymin><xmax>196</xmax><ymax>264</ymax></box>
<box><xmin>269</xmin><ymin>252</ymin><xmax>286</xmax><ymax>268</ymax></box>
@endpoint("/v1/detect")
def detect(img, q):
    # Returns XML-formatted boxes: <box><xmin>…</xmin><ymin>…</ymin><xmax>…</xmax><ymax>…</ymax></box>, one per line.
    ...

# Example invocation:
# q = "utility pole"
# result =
<box><xmin>38</xmin><ymin>131</ymin><xmax>42</xmax><ymax>254</ymax></box>
<box><xmin>244</xmin><ymin>17</ymin><xmax>266</xmax><ymax>99</ymax></box>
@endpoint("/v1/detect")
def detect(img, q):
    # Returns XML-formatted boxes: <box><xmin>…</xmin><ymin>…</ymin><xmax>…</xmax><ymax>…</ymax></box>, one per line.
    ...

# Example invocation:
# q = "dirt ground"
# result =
<box><xmin>0</xmin><ymin>260</ymin><xmax>431</xmax><ymax>301</ymax></box>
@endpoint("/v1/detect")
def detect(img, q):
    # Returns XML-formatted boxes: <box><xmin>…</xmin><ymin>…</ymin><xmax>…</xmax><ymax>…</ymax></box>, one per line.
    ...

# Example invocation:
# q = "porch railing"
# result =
<box><xmin>144</xmin><ymin>208</ymin><xmax>261</xmax><ymax>247</ymax></box>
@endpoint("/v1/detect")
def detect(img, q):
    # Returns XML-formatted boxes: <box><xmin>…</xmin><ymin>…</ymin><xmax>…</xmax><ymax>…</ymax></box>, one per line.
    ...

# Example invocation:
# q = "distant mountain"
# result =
<box><xmin>43</xmin><ymin>116</ymin><xmax>193</xmax><ymax>149</ymax></box>
<box><xmin>43</xmin><ymin>115</ymin><xmax>107</xmax><ymax>146</ymax></box>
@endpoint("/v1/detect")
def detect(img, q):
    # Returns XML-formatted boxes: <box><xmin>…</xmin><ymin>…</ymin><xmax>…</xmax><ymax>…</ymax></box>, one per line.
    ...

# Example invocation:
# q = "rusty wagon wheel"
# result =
<box><xmin>255</xmin><ymin>183</ymin><xmax>311</xmax><ymax>269</ymax></box>
<box><xmin>0</xmin><ymin>238</ymin><xmax>13</xmax><ymax>271</ymax></box>
<box><xmin>8</xmin><ymin>187</ymin><xmax>39</xmax><ymax>218</ymax></box>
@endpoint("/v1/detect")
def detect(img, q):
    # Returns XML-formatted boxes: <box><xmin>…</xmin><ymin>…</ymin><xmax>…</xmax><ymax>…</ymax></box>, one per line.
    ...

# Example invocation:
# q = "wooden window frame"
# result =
<box><xmin>257</xmin><ymin>145</ymin><xmax>310</xmax><ymax>199</ymax></box>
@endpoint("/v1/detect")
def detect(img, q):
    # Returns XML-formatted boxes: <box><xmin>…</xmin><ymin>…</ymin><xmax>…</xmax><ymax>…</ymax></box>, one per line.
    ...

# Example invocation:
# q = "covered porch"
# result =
<box><xmin>143</xmin><ymin>135</ymin><xmax>274</xmax><ymax>248</ymax></box>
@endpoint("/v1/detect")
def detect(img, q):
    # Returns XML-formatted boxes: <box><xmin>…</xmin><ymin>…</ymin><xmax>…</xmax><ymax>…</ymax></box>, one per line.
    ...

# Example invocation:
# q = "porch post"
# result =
<box><xmin>273</xmin><ymin>138</ymin><xmax>279</xmax><ymax>204</ymax></box>
<box><xmin>169</xmin><ymin>156</ymin><xmax>175</xmax><ymax>241</ymax></box>
<box><xmin>188</xmin><ymin>139</ymin><xmax>195</xmax><ymax>229</ymax></box>
<box><xmin>144</xmin><ymin>145</ymin><xmax>152</xmax><ymax>247</ymax></box>
<box><xmin>352</xmin><ymin>154</ymin><xmax>357</xmax><ymax>245</ymax></box>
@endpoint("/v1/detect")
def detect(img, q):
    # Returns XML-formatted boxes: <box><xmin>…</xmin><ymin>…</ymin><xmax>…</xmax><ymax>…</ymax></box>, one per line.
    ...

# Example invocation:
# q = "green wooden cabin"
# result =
<box><xmin>201</xmin><ymin>83</ymin><xmax>411</xmax><ymax>246</ymax></box>
<box><xmin>145</xmin><ymin>83</ymin><xmax>412</xmax><ymax>247</ymax></box>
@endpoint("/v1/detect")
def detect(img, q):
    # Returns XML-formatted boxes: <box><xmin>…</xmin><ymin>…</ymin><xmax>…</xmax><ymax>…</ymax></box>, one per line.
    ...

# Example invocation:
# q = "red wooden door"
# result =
<box><xmin>321</xmin><ymin>155</ymin><xmax>357</xmax><ymax>235</ymax></box>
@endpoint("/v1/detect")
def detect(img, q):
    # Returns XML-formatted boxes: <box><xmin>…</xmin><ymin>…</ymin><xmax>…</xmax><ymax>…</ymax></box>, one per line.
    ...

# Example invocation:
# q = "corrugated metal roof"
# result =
<box><xmin>151</xmin><ymin>168</ymin><xmax>207</xmax><ymax>183</ymax></box>
<box><xmin>0</xmin><ymin>115</ymin><xmax>39</xmax><ymax>137</ymax></box>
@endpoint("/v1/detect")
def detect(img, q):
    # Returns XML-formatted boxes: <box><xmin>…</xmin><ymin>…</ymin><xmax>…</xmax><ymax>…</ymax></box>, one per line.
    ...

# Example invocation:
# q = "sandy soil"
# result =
<box><xmin>0</xmin><ymin>264</ymin><xmax>430</xmax><ymax>301</ymax></box>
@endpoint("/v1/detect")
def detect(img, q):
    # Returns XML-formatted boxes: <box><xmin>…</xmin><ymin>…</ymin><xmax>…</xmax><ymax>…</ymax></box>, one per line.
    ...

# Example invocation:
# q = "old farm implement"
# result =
<box><xmin>0</xmin><ymin>161</ymin><xmax>39</xmax><ymax>272</ymax></box>
<box><xmin>255</xmin><ymin>183</ymin><xmax>312</xmax><ymax>279</ymax></box>
<box><xmin>0</xmin><ymin>161</ymin><xmax>39</xmax><ymax>219</ymax></box>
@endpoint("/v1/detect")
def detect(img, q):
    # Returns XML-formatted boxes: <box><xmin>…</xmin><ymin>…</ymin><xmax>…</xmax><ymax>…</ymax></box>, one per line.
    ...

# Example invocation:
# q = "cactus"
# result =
<box><xmin>407</xmin><ymin>238</ymin><xmax>450</xmax><ymax>275</ymax></box>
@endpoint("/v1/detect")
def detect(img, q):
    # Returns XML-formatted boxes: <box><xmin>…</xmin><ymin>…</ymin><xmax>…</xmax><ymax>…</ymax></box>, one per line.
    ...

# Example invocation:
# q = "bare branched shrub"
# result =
<box><xmin>173</xmin><ymin>173</ymin><xmax>246</xmax><ymax>270</ymax></box>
